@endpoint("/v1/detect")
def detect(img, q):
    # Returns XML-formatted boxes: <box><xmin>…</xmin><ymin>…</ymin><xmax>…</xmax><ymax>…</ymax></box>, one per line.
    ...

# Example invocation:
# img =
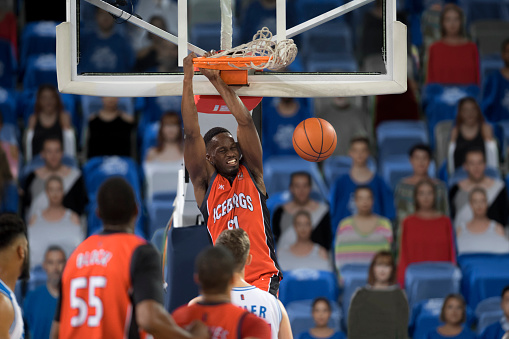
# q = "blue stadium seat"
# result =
<box><xmin>340</xmin><ymin>263</ymin><xmax>369</xmax><ymax>328</ymax></box>
<box><xmin>481</xmin><ymin>55</ymin><xmax>503</xmax><ymax>87</ymax></box>
<box><xmin>405</xmin><ymin>262</ymin><xmax>462</xmax><ymax>308</ymax></box>
<box><xmin>301</xmin><ymin>23</ymin><xmax>354</xmax><ymax>61</ymax></box>
<box><xmin>322</xmin><ymin>156</ymin><xmax>377</xmax><ymax>186</ymax></box>
<box><xmin>0</xmin><ymin>123</ymin><xmax>19</xmax><ymax>146</ymax></box>
<box><xmin>475</xmin><ymin>296</ymin><xmax>503</xmax><ymax>334</ymax></box>
<box><xmin>458</xmin><ymin>253</ymin><xmax>509</xmax><ymax>309</ymax></box>
<box><xmin>190</xmin><ymin>23</ymin><xmax>221</xmax><ymax>53</ymax></box>
<box><xmin>0</xmin><ymin>181</ymin><xmax>18</xmax><ymax>213</ymax></box>
<box><xmin>0</xmin><ymin>38</ymin><xmax>17</xmax><ymax>89</ymax></box>
<box><xmin>140</xmin><ymin>121</ymin><xmax>160</xmax><ymax>161</ymax></box>
<box><xmin>147</xmin><ymin>198</ymin><xmax>175</xmax><ymax>239</ymax></box>
<box><xmin>20</xmin><ymin>21</ymin><xmax>58</xmax><ymax>72</ymax></box>
<box><xmin>150</xmin><ymin>227</ymin><xmax>167</xmax><ymax>253</ymax></box>
<box><xmin>460</xmin><ymin>0</ymin><xmax>509</xmax><ymax>27</ymax></box>
<box><xmin>377</xmin><ymin>120</ymin><xmax>429</xmax><ymax>160</ymax></box>
<box><xmin>83</xmin><ymin>156</ymin><xmax>146</xmax><ymax>238</ymax></box>
<box><xmin>286</xmin><ymin>299</ymin><xmax>342</xmax><ymax>337</ymax></box>
<box><xmin>278</xmin><ymin>269</ymin><xmax>339</xmax><ymax>305</ymax></box>
<box><xmin>164</xmin><ymin>224</ymin><xmax>212</xmax><ymax>312</ymax></box>
<box><xmin>263</xmin><ymin>155</ymin><xmax>329</xmax><ymax>200</ymax></box>
<box><xmin>409</xmin><ymin>298</ymin><xmax>476</xmax><ymax>339</ymax></box>
<box><xmin>22</xmin><ymin>54</ymin><xmax>58</xmax><ymax>91</ymax></box>
<box><xmin>380</xmin><ymin>155</ymin><xmax>436</xmax><ymax>191</ymax></box>
<box><xmin>0</xmin><ymin>87</ymin><xmax>17</xmax><ymax>126</ymax></box>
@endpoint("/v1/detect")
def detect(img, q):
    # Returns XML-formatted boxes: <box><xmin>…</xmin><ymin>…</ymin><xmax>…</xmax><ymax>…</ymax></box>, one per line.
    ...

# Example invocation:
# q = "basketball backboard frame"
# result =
<box><xmin>56</xmin><ymin>0</ymin><xmax>407</xmax><ymax>97</ymax></box>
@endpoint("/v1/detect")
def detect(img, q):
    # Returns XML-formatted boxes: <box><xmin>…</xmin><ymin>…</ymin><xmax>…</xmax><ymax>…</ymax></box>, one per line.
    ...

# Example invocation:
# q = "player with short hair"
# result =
<box><xmin>181</xmin><ymin>53</ymin><xmax>281</xmax><ymax>295</ymax></box>
<box><xmin>0</xmin><ymin>213</ymin><xmax>29</xmax><ymax>339</ymax></box>
<box><xmin>191</xmin><ymin>229</ymin><xmax>293</xmax><ymax>339</ymax></box>
<box><xmin>50</xmin><ymin>177</ymin><xmax>208</xmax><ymax>339</ymax></box>
<box><xmin>173</xmin><ymin>246</ymin><xmax>271</xmax><ymax>339</ymax></box>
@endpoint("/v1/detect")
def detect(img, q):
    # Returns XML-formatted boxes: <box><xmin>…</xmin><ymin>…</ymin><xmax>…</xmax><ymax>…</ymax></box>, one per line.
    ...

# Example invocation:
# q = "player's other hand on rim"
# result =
<box><xmin>188</xmin><ymin>320</ymin><xmax>210</xmax><ymax>339</ymax></box>
<box><xmin>184</xmin><ymin>53</ymin><xmax>196</xmax><ymax>80</ymax></box>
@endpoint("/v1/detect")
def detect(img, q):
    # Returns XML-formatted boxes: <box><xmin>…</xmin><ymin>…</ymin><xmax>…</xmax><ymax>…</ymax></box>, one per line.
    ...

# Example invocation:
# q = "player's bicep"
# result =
<box><xmin>184</xmin><ymin>134</ymin><xmax>209</xmax><ymax>203</ymax></box>
<box><xmin>237</xmin><ymin>122</ymin><xmax>264</xmax><ymax>178</ymax></box>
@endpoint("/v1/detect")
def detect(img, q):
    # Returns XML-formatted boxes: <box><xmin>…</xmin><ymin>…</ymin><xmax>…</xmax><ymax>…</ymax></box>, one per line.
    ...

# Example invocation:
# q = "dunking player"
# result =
<box><xmin>182</xmin><ymin>53</ymin><xmax>281</xmax><ymax>296</ymax></box>
<box><xmin>50</xmin><ymin>178</ymin><xmax>208</xmax><ymax>339</ymax></box>
<box><xmin>0</xmin><ymin>214</ymin><xmax>29</xmax><ymax>339</ymax></box>
<box><xmin>190</xmin><ymin>229</ymin><xmax>293</xmax><ymax>339</ymax></box>
<box><xmin>172</xmin><ymin>246</ymin><xmax>271</xmax><ymax>339</ymax></box>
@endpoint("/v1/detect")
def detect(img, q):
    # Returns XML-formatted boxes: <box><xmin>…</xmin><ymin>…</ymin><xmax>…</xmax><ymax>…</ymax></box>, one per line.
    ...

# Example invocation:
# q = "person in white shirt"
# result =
<box><xmin>190</xmin><ymin>228</ymin><xmax>293</xmax><ymax>339</ymax></box>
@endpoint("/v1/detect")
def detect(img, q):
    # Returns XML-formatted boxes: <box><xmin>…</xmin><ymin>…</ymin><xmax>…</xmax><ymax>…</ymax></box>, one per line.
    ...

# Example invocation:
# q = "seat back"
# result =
<box><xmin>340</xmin><ymin>263</ymin><xmax>369</xmax><ymax>328</ymax></box>
<box><xmin>0</xmin><ymin>38</ymin><xmax>17</xmax><ymax>89</ymax></box>
<box><xmin>278</xmin><ymin>269</ymin><xmax>338</xmax><ymax>305</ymax></box>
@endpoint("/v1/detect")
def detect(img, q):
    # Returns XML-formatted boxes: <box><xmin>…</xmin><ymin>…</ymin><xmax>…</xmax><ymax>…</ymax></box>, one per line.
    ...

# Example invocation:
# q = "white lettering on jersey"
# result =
<box><xmin>213</xmin><ymin>193</ymin><xmax>254</xmax><ymax>223</ymax></box>
<box><xmin>76</xmin><ymin>250</ymin><xmax>113</xmax><ymax>269</ymax></box>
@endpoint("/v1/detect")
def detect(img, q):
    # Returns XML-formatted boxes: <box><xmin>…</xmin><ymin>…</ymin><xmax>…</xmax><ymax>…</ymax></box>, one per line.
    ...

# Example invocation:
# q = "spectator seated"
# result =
<box><xmin>22</xmin><ymin>54</ymin><xmax>58</xmax><ymax>90</ymax></box>
<box><xmin>322</xmin><ymin>155</ymin><xmax>377</xmax><ymax>186</ymax></box>
<box><xmin>477</xmin><ymin>285</ymin><xmax>509</xmax><ymax>339</ymax></box>
<box><xmin>475</xmin><ymin>297</ymin><xmax>504</xmax><ymax>335</ymax></box>
<box><xmin>291</xmin><ymin>298</ymin><xmax>344</xmax><ymax>339</ymax></box>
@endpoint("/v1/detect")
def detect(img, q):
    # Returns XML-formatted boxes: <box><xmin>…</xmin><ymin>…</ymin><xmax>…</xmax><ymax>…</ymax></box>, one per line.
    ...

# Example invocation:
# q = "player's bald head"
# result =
<box><xmin>195</xmin><ymin>246</ymin><xmax>235</xmax><ymax>294</ymax></box>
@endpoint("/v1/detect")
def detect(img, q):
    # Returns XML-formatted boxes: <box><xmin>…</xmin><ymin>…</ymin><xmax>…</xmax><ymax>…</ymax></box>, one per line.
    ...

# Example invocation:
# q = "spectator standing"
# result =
<box><xmin>334</xmin><ymin>186</ymin><xmax>392</xmax><ymax>275</ymax></box>
<box><xmin>449</xmin><ymin>149</ymin><xmax>508</xmax><ymax>227</ymax></box>
<box><xmin>479</xmin><ymin>286</ymin><xmax>509</xmax><ymax>339</ymax></box>
<box><xmin>448</xmin><ymin>97</ymin><xmax>498</xmax><ymax>173</ymax></box>
<box><xmin>298</xmin><ymin>298</ymin><xmax>345</xmax><ymax>339</ymax></box>
<box><xmin>398</xmin><ymin>179</ymin><xmax>455</xmax><ymax>287</ymax></box>
<box><xmin>272</xmin><ymin>172</ymin><xmax>332</xmax><ymax>250</ymax></box>
<box><xmin>348</xmin><ymin>251</ymin><xmax>409</xmax><ymax>339</ymax></box>
<box><xmin>277</xmin><ymin>210</ymin><xmax>332</xmax><ymax>272</ymax></box>
<box><xmin>86</xmin><ymin>97</ymin><xmax>135</xmax><ymax>159</ymax></box>
<box><xmin>23</xmin><ymin>246</ymin><xmax>66</xmax><ymax>339</ymax></box>
<box><xmin>426</xmin><ymin>4</ymin><xmax>480</xmax><ymax>85</ymax></box>
<box><xmin>426</xmin><ymin>294</ymin><xmax>476</xmax><ymax>339</ymax></box>
<box><xmin>330</xmin><ymin>137</ymin><xmax>395</xmax><ymax>230</ymax></box>
<box><xmin>482</xmin><ymin>39</ymin><xmax>509</xmax><ymax>123</ymax></box>
<box><xmin>28</xmin><ymin>176</ymin><xmax>82</xmax><ymax>269</ymax></box>
<box><xmin>145</xmin><ymin>112</ymin><xmax>183</xmax><ymax>163</ymax></box>
<box><xmin>456</xmin><ymin>188</ymin><xmax>509</xmax><ymax>255</ymax></box>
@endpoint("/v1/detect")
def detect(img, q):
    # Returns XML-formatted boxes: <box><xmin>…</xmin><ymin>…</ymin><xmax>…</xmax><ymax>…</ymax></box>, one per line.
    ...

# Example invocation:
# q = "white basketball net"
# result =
<box><xmin>209</xmin><ymin>27</ymin><xmax>298</xmax><ymax>71</ymax></box>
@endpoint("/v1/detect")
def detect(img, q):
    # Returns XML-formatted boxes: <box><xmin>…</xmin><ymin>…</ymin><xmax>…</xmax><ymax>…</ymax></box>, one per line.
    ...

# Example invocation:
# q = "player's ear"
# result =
<box><xmin>206</xmin><ymin>153</ymin><xmax>214</xmax><ymax>166</ymax></box>
<box><xmin>246</xmin><ymin>254</ymin><xmax>252</xmax><ymax>266</ymax></box>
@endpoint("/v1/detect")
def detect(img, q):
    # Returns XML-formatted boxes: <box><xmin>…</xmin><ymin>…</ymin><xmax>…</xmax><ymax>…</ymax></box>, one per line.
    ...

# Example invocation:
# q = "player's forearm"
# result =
<box><xmin>208</xmin><ymin>76</ymin><xmax>253</xmax><ymax>126</ymax></box>
<box><xmin>182</xmin><ymin>79</ymin><xmax>201</xmax><ymax>138</ymax></box>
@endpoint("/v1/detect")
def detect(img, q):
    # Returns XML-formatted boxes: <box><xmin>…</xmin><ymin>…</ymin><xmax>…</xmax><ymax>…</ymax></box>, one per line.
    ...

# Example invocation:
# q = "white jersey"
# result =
<box><xmin>0</xmin><ymin>278</ymin><xmax>24</xmax><ymax>339</ymax></box>
<box><xmin>231</xmin><ymin>285</ymin><xmax>281</xmax><ymax>339</ymax></box>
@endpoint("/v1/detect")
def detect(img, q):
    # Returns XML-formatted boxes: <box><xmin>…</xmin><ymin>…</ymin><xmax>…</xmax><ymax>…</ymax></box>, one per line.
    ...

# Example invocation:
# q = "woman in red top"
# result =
<box><xmin>398</xmin><ymin>179</ymin><xmax>456</xmax><ymax>287</ymax></box>
<box><xmin>426</xmin><ymin>4</ymin><xmax>480</xmax><ymax>85</ymax></box>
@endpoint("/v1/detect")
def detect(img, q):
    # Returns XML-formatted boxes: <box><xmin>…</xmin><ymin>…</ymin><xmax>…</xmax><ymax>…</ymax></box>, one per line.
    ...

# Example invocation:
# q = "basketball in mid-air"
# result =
<box><xmin>293</xmin><ymin>118</ymin><xmax>337</xmax><ymax>162</ymax></box>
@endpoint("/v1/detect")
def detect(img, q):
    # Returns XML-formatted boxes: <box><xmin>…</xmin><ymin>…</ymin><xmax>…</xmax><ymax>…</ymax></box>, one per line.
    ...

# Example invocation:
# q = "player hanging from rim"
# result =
<box><xmin>0</xmin><ymin>214</ymin><xmax>29</xmax><ymax>339</ymax></box>
<box><xmin>189</xmin><ymin>229</ymin><xmax>293</xmax><ymax>339</ymax></box>
<box><xmin>50</xmin><ymin>177</ymin><xmax>208</xmax><ymax>339</ymax></box>
<box><xmin>182</xmin><ymin>53</ymin><xmax>282</xmax><ymax>296</ymax></box>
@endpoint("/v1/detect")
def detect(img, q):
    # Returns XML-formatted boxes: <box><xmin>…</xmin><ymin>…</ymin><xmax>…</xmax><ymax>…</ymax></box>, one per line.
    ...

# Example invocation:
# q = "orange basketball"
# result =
<box><xmin>293</xmin><ymin>118</ymin><xmax>337</xmax><ymax>162</ymax></box>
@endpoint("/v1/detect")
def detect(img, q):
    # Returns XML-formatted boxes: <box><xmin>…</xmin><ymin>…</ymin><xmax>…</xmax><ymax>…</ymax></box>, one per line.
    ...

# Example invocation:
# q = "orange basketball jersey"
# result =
<box><xmin>200</xmin><ymin>164</ymin><xmax>282</xmax><ymax>293</ymax></box>
<box><xmin>172</xmin><ymin>303</ymin><xmax>250</xmax><ymax>339</ymax></box>
<box><xmin>58</xmin><ymin>233</ymin><xmax>147</xmax><ymax>339</ymax></box>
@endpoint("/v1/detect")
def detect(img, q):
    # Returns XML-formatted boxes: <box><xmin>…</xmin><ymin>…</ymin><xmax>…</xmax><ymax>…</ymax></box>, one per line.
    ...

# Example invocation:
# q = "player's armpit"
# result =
<box><xmin>0</xmin><ymin>294</ymin><xmax>14</xmax><ymax>339</ymax></box>
<box><xmin>49</xmin><ymin>321</ymin><xmax>60</xmax><ymax>339</ymax></box>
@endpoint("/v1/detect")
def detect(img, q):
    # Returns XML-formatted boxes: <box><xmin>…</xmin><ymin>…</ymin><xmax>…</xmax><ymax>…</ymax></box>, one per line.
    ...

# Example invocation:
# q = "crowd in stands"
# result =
<box><xmin>2</xmin><ymin>0</ymin><xmax>509</xmax><ymax>337</ymax></box>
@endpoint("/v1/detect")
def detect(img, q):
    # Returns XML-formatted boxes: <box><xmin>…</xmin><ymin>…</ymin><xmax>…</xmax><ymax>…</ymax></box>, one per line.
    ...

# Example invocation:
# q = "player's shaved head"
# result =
<box><xmin>216</xmin><ymin>229</ymin><xmax>250</xmax><ymax>273</ymax></box>
<box><xmin>203</xmin><ymin>127</ymin><xmax>231</xmax><ymax>149</ymax></box>
<box><xmin>195</xmin><ymin>246</ymin><xmax>235</xmax><ymax>294</ymax></box>
<box><xmin>97</xmin><ymin>177</ymin><xmax>138</xmax><ymax>227</ymax></box>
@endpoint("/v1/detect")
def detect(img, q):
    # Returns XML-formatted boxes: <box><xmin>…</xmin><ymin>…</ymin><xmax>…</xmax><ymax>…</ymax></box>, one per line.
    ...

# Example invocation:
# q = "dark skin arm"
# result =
<box><xmin>182</xmin><ymin>53</ymin><xmax>214</xmax><ymax>207</ymax></box>
<box><xmin>199</xmin><ymin>61</ymin><xmax>266</xmax><ymax>196</ymax></box>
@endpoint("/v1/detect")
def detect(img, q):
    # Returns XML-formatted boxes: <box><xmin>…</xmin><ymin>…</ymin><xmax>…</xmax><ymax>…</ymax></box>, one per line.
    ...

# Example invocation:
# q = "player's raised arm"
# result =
<box><xmin>200</xmin><ymin>68</ymin><xmax>266</xmax><ymax>195</ymax></box>
<box><xmin>182</xmin><ymin>53</ymin><xmax>211</xmax><ymax>206</ymax></box>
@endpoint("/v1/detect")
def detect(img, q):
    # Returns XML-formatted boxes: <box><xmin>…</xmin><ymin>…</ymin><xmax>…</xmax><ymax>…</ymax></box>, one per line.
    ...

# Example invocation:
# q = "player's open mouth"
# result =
<box><xmin>227</xmin><ymin>159</ymin><xmax>237</xmax><ymax>165</ymax></box>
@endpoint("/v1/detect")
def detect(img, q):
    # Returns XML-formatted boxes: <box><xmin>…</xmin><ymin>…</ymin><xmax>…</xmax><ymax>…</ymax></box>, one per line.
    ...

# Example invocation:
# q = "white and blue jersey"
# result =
<box><xmin>0</xmin><ymin>278</ymin><xmax>24</xmax><ymax>339</ymax></box>
<box><xmin>231</xmin><ymin>285</ymin><xmax>281</xmax><ymax>339</ymax></box>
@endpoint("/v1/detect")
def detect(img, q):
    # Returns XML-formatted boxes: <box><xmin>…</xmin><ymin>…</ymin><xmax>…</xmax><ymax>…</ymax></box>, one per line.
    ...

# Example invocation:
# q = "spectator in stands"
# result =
<box><xmin>277</xmin><ymin>210</ymin><xmax>332</xmax><ymax>272</ymax></box>
<box><xmin>262</xmin><ymin>97</ymin><xmax>312</xmax><ymax>160</ymax></box>
<box><xmin>26</xmin><ymin>84</ymin><xmax>74</xmax><ymax>160</ymax></box>
<box><xmin>23</xmin><ymin>246</ymin><xmax>66</xmax><ymax>339</ymax></box>
<box><xmin>0</xmin><ymin>1</ymin><xmax>17</xmax><ymax>57</ymax></box>
<box><xmin>28</xmin><ymin>176</ymin><xmax>82</xmax><ymax>269</ymax></box>
<box><xmin>482</xmin><ymin>38</ymin><xmax>509</xmax><ymax>123</ymax></box>
<box><xmin>456</xmin><ymin>187</ymin><xmax>509</xmax><ymax>255</ymax></box>
<box><xmin>23</xmin><ymin>137</ymin><xmax>88</xmax><ymax>219</ymax></box>
<box><xmin>348</xmin><ymin>251</ymin><xmax>409</xmax><ymax>339</ymax></box>
<box><xmin>86</xmin><ymin>97</ymin><xmax>135</xmax><ymax>159</ymax></box>
<box><xmin>449</xmin><ymin>149</ymin><xmax>508</xmax><ymax>227</ymax></box>
<box><xmin>395</xmin><ymin>144</ymin><xmax>449</xmax><ymax>230</ymax></box>
<box><xmin>134</xmin><ymin>16</ymin><xmax>179</xmax><ymax>73</ymax></box>
<box><xmin>272</xmin><ymin>171</ymin><xmax>332</xmax><ymax>250</ymax></box>
<box><xmin>448</xmin><ymin>97</ymin><xmax>498</xmax><ymax>173</ymax></box>
<box><xmin>298</xmin><ymin>297</ymin><xmax>345</xmax><ymax>339</ymax></box>
<box><xmin>0</xmin><ymin>147</ymin><xmax>16</xmax><ymax>213</ymax></box>
<box><xmin>78</xmin><ymin>8</ymin><xmax>135</xmax><ymax>73</ymax></box>
<box><xmin>145</xmin><ymin>112</ymin><xmax>183</xmax><ymax>162</ymax></box>
<box><xmin>426</xmin><ymin>4</ymin><xmax>480</xmax><ymax>85</ymax></box>
<box><xmin>314</xmin><ymin>97</ymin><xmax>372</xmax><ymax>156</ymax></box>
<box><xmin>0</xmin><ymin>112</ymin><xmax>19</xmax><ymax>179</ymax></box>
<box><xmin>330</xmin><ymin>136</ymin><xmax>395</xmax><ymax>231</ymax></box>
<box><xmin>480</xmin><ymin>285</ymin><xmax>509</xmax><ymax>339</ymax></box>
<box><xmin>398</xmin><ymin>179</ymin><xmax>455</xmax><ymax>287</ymax></box>
<box><xmin>334</xmin><ymin>186</ymin><xmax>392</xmax><ymax>276</ymax></box>
<box><xmin>426</xmin><ymin>294</ymin><xmax>476</xmax><ymax>339</ymax></box>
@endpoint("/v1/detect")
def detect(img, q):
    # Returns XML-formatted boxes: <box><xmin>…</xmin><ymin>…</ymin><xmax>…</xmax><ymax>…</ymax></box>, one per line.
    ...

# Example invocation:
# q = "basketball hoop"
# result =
<box><xmin>194</xmin><ymin>27</ymin><xmax>297</xmax><ymax>113</ymax></box>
